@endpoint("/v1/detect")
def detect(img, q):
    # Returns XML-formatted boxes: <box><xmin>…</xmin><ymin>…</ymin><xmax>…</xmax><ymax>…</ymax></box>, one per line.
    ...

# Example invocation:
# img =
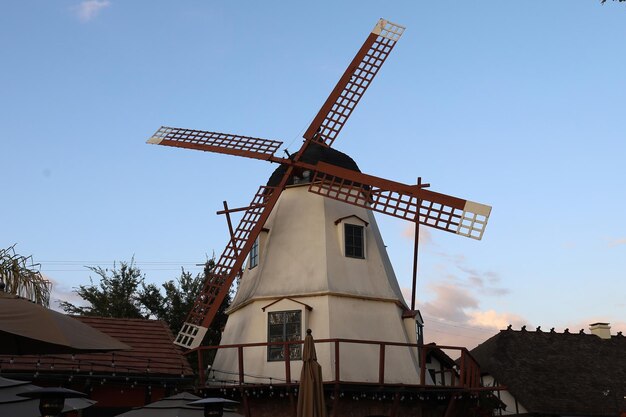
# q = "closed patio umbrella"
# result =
<box><xmin>0</xmin><ymin>292</ymin><xmax>131</xmax><ymax>354</ymax></box>
<box><xmin>297</xmin><ymin>329</ymin><xmax>327</xmax><ymax>417</ymax></box>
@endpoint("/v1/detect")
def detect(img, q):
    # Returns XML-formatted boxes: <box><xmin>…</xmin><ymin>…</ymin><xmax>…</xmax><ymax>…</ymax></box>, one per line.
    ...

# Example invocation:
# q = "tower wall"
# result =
<box><xmin>211</xmin><ymin>185</ymin><xmax>422</xmax><ymax>385</ymax></box>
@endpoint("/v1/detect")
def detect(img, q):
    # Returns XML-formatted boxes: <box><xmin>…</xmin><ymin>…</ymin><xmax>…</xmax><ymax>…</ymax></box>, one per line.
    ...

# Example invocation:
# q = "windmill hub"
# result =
<box><xmin>267</xmin><ymin>143</ymin><xmax>360</xmax><ymax>187</ymax></box>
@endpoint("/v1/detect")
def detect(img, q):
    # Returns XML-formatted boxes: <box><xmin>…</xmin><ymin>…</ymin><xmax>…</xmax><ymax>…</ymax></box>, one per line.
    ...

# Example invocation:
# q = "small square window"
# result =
<box><xmin>267</xmin><ymin>310</ymin><xmax>302</xmax><ymax>361</ymax></box>
<box><xmin>249</xmin><ymin>238</ymin><xmax>259</xmax><ymax>269</ymax></box>
<box><xmin>344</xmin><ymin>223</ymin><xmax>364</xmax><ymax>259</ymax></box>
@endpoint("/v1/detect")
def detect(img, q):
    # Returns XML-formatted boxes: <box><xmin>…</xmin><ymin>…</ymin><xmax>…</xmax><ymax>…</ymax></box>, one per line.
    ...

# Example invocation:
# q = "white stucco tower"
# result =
<box><xmin>211</xmin><ymin>146</ymin><xmax>423</xmax><ymax>385</ymax></box>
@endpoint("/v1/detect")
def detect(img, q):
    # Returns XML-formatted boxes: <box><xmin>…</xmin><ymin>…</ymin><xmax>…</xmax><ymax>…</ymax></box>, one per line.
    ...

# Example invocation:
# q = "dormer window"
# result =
<box><xmin>335</xmin><ymin>215</ymin><xmax>368</xmax><ymax>259</ymax></box>
<box><xmin>344</xmin><ymin>223</ymin><xmax>364</xmax><ymax>258</ymax></box>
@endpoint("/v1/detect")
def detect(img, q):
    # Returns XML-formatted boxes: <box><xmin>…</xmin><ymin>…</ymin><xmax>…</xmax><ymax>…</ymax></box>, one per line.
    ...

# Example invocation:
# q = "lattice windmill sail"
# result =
<box><xmin>147</xmin><ymin>18</ymin><xmax>492</xmax><ymax>349</ymax></box>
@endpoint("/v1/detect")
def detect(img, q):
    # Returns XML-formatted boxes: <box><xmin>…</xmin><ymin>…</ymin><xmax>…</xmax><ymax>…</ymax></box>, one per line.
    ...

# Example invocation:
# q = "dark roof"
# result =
<box><xmin>0</xmin><ymin>316</ymin><xmax>193</xmax><ymax>377</ymax></box>
<box><xmin>425</xmin><ymin>343</ymin><xmax>456</xmax><ymax>369</ymax></box>
<box><xmin>470</xmin><ymin>328</ymin><xmax>626</xmax><ymax>416</ymax></box>
<box><xmin>266</xmin><ymin>143</ymin><xmax>360</xmax><ymax>187</ymax></box>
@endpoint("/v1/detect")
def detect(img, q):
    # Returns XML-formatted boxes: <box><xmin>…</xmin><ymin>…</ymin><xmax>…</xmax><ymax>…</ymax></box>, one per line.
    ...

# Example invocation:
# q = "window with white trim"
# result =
<box><xmin>267</xmin><ymin>310</ymin><xmax>302</xmax><ymax>361</ymax></box>
<box><xmin>344</xmin><ymin>223</ymin><xmax>365</xmax><ymax>258</ymax></box>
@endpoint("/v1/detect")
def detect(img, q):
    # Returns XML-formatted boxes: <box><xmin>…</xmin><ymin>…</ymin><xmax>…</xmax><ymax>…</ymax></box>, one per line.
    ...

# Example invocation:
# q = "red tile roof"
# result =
<box><xmin>0</xmin><ymin>316</ymin><xmax>193</xmax><ymax>377</ymax></box>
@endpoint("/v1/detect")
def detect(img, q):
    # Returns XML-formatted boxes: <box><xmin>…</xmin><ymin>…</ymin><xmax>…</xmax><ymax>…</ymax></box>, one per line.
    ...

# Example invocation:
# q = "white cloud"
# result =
<box><xmin>560</xmin><ymin>319</ymin><xmax>626</xmax><ymax>336</ymax></box>
<box><xmin>422</xmin><ymin>283</ymin><xmax>479</xmax><ymax>324</ymax></box>
<box><xmin>467</xmin><ymin>309</ymin><xmax>526</xmax><ymax>330</ymax></box>
<box><xmin>45</xmin><ymin>273</ymin><xmax>86</xmax><ymax>313</ymax></box>
<box><xmin>415</xmin><ymin>280</ymin><xmax>528</xmax><ymax>348</ymax></box>
<box><xmin>400</xmin><ymin>244</ymin><xmax>518</xmax><ymax>347</ymax></box>
<box><xmin>608</xmin><ymin>238</ymin><xmax>626</xmax><ymax>248</ymax></box>
<box><xmin>562</xmin><ymin>241</ymin><xmax>577</xmax><ymax>249</ymax></box>
<box><xmin>72</xmin><ymin>0</ymin><xmax>111</xmax><ymax>22</ymax></box>
<box><xmin>400</xmin><ymin>286</ymin><xmax>412</xmax><ymax>306</ymax></box>
<box><xmin>401</xmin><ymin>224</ymin><xmax>433</xmax><ymax>246</ymax></box>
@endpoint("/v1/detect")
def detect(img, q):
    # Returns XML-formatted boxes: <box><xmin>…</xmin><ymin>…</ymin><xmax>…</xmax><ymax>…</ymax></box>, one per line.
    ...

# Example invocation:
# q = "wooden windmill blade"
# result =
<box><xmin>173</xmin><ymin>136</ymin><xmax>308</xmax><ymax>348</ymax></box>
<box><xmin>308</xmin><ymin>162</ymin><xmax>492</xmax><ymax>240</ymax></box>
<box><xmin>148</xmin><ymin>126</ymin><xmax>283</xmax><ymax>162</ymax></box>
<box><xmin>175</xmin><ymin>185</ymin><xmax>278</xmax><ymax>349</ymax></box>
<box><xmin>302</xmin><ymin>19</ymin><xmax>405</xmax><ymax>147</ymax></box>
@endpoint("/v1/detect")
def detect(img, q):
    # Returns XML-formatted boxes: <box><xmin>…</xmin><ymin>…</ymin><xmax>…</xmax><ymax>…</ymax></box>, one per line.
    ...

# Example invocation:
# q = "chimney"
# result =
<box><xmin>589</xmin><ymin>322</ymin><xmax>611</xmax><ymax>339</ymax></box>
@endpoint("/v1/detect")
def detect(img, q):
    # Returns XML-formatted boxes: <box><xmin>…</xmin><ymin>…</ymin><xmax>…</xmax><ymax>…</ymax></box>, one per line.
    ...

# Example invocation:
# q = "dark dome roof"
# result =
<box><xmin>267</xmin><ymin>143</ymin><xmax>361</xmax><ymax>187</ymax></box>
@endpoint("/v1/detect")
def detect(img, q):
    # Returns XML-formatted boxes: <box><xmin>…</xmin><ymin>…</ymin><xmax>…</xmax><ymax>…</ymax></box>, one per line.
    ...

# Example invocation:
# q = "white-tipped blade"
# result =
<box><xmin>147</xmin><ymin>126</ymin><xmax>171</xmax><ymax>144</ymax></box>
<box><xmin>174</xmin><ymin>323</ymin><xmax>208</xmax><ymax>349</ymax></box>
<box><xmin>146</xmin><ymin>135</ymin><xmax>163</xmax><ymax>145</ymax></box>
<box><xmin>457</xmin><ymin>201</ymin><xmax>492</xmax><ymax>240</ymax></box>
<box><xmin>372</xmin><ymin>18</ymin><xmax>405</xmax><ymax>41</ymax></box>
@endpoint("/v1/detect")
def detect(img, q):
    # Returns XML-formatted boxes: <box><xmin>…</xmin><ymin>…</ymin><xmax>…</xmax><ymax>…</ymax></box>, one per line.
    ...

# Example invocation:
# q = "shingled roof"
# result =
<box><xmin>1</xmin><ymin>316</ymin><xmax>193</xmax><ymax>378</ymax></box>
<box><xmin>74</xmin><ymin>316</ymin><xmax>194</xmax><ymax>376</ymax></box>
<box><xmin>470</xmin><ymin>328</ymin><xmax>626</xmax><ymax>416</ymax></box>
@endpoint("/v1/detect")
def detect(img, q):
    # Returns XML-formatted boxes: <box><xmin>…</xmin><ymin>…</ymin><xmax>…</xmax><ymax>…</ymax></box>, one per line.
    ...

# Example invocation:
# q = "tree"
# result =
<box><xmin>139</xmin><ymin>260</ymin><xmax>232</xmax><ymax>345</ymax></box>
<box><xmin>60</xmin><ymin>258</ymin><xmax>233</xmax><ymax>345</ymax></box>
<box><xmin>139</xmin><ymin>266</ymin><xmax>206</xmax><ymax>335</ymax></box>
<box><xmin>59</xmin><ymin>259</ymin><xmax>146</xmax><ymax>318</ymax></box>
<box><xmin>0</xmin><ymin>244</ymin><xmax>51</xmax><ymax>306</ymax></box>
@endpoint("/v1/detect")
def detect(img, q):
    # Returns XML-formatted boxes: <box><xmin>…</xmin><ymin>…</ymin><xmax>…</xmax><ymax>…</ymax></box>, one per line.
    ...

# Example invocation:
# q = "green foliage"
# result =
<box><xmin>139</xmin><ymin>264</ymin><xmax>207</xmax><ymax>336</ymax></box>
<box><xmin>200</xmin><ymin>260</ymin><xmax>232</xmax><ymax>346</ymax></box>
<box><xmin>139</xmin><ymin>259</ymin><xmax>232</xmax><ymax>344</ymax></box>
<box><xmin>60</xmin><ymin>258</ymin><xmax>233</xmax><ymax>345</ymax></box>
<box><xmin>0</xmin><ymin>244</ymin><xmax>51</xmax><ymax>306</ymax></box>
<box><xmin>59</xmin><ymin>259</ymin><xmax>145</xmax><ymax>318</ymax></box>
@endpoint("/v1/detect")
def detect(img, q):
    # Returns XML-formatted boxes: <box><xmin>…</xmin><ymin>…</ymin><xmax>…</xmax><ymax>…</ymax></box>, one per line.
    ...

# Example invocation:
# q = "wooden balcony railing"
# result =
<box><xmin>190</xmin><ymin>338</ymin><xmax>482</xmax><ymax>391</ymax></box>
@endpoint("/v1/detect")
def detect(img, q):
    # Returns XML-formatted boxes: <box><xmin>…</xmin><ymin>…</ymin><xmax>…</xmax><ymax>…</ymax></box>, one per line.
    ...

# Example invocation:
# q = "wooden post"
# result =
<box><xmin>443</xmin><ymin>394</ymin><xmax>457</xmax><ymax>417</ymax></box>
<box><xmin>411</xmin><ymin>177</ymin><xmax>429</xmax><ymax>310</ymax></box>
<box><xmin>459</xmin><ymin>351</ymin><xmax>465</xmax><ymax>388</ymax></box>
<box><xmin>419</xmin><ymin>345</ymin><xmax>427</xmax><ymax>385</ymax></box>
<box><xmin>334</xmin><ymin>341</ymin><xmax>340</xmax><ymax>382</ymax></box>
<box><xmin>238</xmin><ymin>346</ymin><xmax>244</xmax><ymax>385</ymax></box>
<box><xmin>331</xmin><ymin>341</ymin><xmax>340</xmax><ymax>417</ymax></box>
<box><xmin>197</xmin><ymin>350</ymin><xmax>205</xmax><ymax>385</ymax></box>
<box><xmin>284</xmin><ymin>342</ymin><xmax>291</xmax><ymax>383</ymax></box>
<box><xmin>390</xmin><ymin>392</ymin><xmax>401</xmax><ymax>417</ymax></box>
<box><xmin>378</xmin><ymin>343</ymin><xmax>386</xmax><ymax>385</ymax></box>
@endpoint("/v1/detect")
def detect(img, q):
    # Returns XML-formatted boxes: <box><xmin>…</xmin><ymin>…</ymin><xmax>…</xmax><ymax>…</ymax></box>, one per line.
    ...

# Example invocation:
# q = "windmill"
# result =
<box><xmin>147</xmin><ymin>18</ymin><xmax>491</xmax><ymax>351</ymax></box>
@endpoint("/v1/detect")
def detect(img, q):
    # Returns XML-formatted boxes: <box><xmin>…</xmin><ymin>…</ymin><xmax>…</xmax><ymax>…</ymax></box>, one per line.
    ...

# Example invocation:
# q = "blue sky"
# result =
<box><xmin>2</xmin><ymin>1</ymin><xmax>625</xmax><ymax>348</ymax></box>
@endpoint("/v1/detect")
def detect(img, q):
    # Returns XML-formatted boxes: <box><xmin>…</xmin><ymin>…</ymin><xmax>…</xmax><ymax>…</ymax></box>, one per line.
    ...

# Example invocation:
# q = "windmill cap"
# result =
<box><xmin>267</xmin><ymin>143</ymin><xmax>360</xmax><ymax>187</ymax></box>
